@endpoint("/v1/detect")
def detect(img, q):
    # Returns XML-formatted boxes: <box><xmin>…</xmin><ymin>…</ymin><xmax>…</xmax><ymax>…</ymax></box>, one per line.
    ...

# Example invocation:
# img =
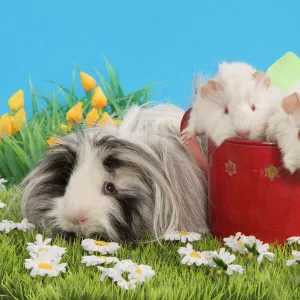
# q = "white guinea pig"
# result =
<box><xmin>266</xmin><ymin>82</ymin><xmax>300</xmax><ymax>173</ymax></box>
<box><xmin>182</xmin><ymin>61</ymin><xmax>282</xmax><ymax>147</ymax></box>
<box><xmin>21</xmin><ymin>103</ymin><xmax>209</xmax><ymax>242</ymax></box>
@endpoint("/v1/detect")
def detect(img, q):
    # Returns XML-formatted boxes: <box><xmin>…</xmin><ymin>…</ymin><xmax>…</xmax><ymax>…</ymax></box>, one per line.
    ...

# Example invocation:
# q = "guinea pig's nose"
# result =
<box><xmin>236</xmin><ymin>130</ymin><xmax>251</xmax><ymax>138</ymax></box>
<box><xmin>71</xmin><ymin>213</ymin><xmax>88</xmax><ymax>225</ymax></box>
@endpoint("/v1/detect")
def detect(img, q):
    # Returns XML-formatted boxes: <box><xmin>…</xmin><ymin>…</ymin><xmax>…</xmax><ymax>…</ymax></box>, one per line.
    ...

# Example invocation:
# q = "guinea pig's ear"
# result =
<box><xmin>252</xmin><ymin>71</ymin><xmax>271</xmax><ymax>88</ymax></box>
<box><xmin>200</xmin><ymin>80</ymin><xmax>224</xmax><ymax>99</ymax></box>
<box><xmin>281</xmin><ymin>92</ymin><xmax>300</xmax><ymax>114</ymax></box>
<box><xmin>207</xmin><ymin>80</ymin><xmax>224</xmax><ymax>92</ymax></box>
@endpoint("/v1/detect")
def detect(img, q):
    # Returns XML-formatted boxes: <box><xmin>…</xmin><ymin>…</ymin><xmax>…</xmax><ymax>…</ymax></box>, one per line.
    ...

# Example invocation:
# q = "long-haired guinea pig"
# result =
<box><xmin>20</xmin><ymin>103</ymin><xmax>209</xmax><ymax>242</ymax></box>
<box><xmin>182</xmin><ymin>61</ymin><xmax>282</xmax><ymax>147</ymax></box>
<box><xmin>266</xmin><ymin>82</ymin><xmax>300</xmax><ymax>173</ymax></box>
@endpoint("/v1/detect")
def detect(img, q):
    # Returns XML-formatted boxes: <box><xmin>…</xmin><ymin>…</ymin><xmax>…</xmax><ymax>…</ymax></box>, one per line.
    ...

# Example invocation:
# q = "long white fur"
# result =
<box><xmin>21</xmin><ymin>103</ymin><xmax>209</xmax><ymax>241</ymax></box>
<box><xmin>184</xmin><ymin>61</ymin><xmax>282</xmax><ymax>146</ymax></box>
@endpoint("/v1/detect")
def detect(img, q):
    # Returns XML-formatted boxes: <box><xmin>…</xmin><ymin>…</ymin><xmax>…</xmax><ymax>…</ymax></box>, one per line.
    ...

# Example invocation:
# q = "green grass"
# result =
<box><xmin>0</xmin><ymin>58</ymin><xmax>160</xmax><ymax>188</ymax></box>
<box><xmin>1</xmin><ymin>189</ymin><xmax>300</xmax><ymax>300</ymax></box>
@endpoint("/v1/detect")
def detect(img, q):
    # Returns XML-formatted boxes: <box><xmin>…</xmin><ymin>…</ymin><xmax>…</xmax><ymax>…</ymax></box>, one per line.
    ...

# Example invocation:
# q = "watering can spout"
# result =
<box><xmin>180</xmin><ymin>108</ymin><xmax>209</xmax><ymax>175</ymax></box>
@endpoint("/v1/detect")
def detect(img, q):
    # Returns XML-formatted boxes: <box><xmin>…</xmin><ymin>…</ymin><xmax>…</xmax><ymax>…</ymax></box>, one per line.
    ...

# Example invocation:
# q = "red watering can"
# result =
<box><xmin>181</xmin><ymin>108</ymin><xmax>300</xmax><ymax>244</ymax></box>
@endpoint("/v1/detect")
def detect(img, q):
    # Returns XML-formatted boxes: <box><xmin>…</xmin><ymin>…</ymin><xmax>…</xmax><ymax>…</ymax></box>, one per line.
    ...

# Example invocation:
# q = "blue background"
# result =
<box><xmin>0</xmin><ymin>0</ymin><xmax>299</xmax><ymax>116</ymax></box>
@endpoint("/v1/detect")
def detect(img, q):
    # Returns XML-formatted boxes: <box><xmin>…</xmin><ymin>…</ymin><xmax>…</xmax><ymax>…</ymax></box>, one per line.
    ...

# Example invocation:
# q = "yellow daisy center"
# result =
<box><xmin>248</xmin><ymin>253</ymin><xmax>253</xmax><ymax>259</ymax></box>
<box><xmin>190</xmin><ymin>251</ymin><xmax>201</xmax><ymax>258</ymax></box>
<box><xmin>97</xmin><ymin>255</ymin><xmax>107</xmax><ymax>259</ymax></box>
<box><xmin>38</xmin><ymin>247</ymin><xmax>48</xmax><ymax>252</ymax></box>
<box><xmin>135</xmin><ymin>268</ymin><xmax>143</xmax><ymax>274</ymax></box>
<box><xmin>94</xmin><ymin>241</ymin><xmax>109</xmax><ymax>246</ymax></box>
<box><xmin>178</xmin><ymin>231</ymin><xmax>188</xmax><ymax>236</ymax></box>
<box><xmin>37</xmin><ymin>263</ymin><xmax>53</xmax><ymax>270</ymax></box>
<box><xmin>235</xmin><ymin>242</ymin><xmax>244</xmax><ymax>247</ymax></box>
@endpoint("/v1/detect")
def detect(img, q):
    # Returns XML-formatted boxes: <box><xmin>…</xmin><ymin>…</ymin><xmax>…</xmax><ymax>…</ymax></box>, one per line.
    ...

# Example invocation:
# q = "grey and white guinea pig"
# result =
<box><xmin>182</xmin><ymin>61</ymin><xmax>282</xmax><ymax>147</ymax></box>
<box><xmin>21</xmin><ymin>104</ymin><xmax>209</xmax><ymax>242</ymax></box>
<box><xmin>266</xmin><ymin>82</ymin><xmax>300</xmax><ymax>173</ymax></box>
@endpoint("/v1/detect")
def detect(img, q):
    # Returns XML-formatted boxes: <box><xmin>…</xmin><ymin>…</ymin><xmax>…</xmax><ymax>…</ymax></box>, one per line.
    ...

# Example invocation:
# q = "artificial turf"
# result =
<box><xmin>1</xmin><ymin>188</ymin><xmax>300</xmax><ymax>300</ymax></box>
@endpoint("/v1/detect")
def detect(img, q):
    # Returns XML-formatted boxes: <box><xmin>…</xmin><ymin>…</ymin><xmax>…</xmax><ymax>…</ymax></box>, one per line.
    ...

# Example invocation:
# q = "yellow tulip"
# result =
<box><xmin>97</xmin><ymin>112</ymin><xmax>114</xmax><ymax>126</ymax></box>
<box><xmin>47</xmin><ymin>136</ymin><xmax>59</xmax><ymax>146</ymax></box>
<box><xmin>60</xmin><ymin>124</ymin><xmax>71</xmax><ymax>132</ymax></box>
<box><xmin>85</xmin><ymin>108</ymin><xmax>99</xmax><ymax>126</ymax></box>
<box><xmin>8</xmin><ymin>90</ymin><xmax>25</xmax><ymax>112</ymax></box>
<box><xmin>80</xmin><ymin>71</ymin><xmax>97</xmax><ymax>92</ymax></box>
<box><xmin>66</xmin><ymin>102</ymin><xmax>83</xmax><ymax>123</ymax></box>
<box><xmin>0</xmin><ymin>114</ymin><xmax>12</xmax><ymax>138</ymax></box>
<box><xmin>114</xmin><ymin>120</ymin><xmax>122</xmax><ymax>126</ymax></box>
<box><xmin>101</xmin><ymin>112</ymin><xmax>111</xmax><ymax>120</ymax></box>
<box><xmin>91</xmin><ymin>87</ymin><xmax>108</xmax><ymax>109</ymax></box>
<box><xmin>11</xmin><ymin>108</ymin><xmax>26</xmax><ymax>134</ymax></box>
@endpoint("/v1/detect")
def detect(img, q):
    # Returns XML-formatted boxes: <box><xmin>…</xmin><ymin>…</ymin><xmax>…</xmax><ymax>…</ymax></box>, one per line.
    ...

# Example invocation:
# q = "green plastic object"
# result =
<box><xmin>267</xmin><ymin>52</ymin><xmax>300</xmax><ymax>92</ymax></box>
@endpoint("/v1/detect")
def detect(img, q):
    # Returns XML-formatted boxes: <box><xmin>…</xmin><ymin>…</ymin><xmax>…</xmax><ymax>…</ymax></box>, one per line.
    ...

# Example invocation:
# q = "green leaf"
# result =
<box><xmin>46</xmin><ymin>80</ymin><xmax>79</xmax><ymax>105</ymax></box>
<box><xmin>267</xmin><ymin>52</ymin><xmax>300</xmax><ymax>92</ymax></box>
<box><xmin>29</xmin><ymin>77</ymin><xmax>39</xmax><ymax>116</ymax></box>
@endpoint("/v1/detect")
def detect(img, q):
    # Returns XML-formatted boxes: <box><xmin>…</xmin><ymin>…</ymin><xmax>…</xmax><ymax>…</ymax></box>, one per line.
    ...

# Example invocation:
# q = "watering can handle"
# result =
<box><xmin>180</xmin><ymin>108</ymin><xmax>209</xmax><ymax>175</ymax></box>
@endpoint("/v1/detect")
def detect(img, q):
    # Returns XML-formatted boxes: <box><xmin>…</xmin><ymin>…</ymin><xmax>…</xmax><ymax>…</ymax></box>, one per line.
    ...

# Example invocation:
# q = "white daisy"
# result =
<box><xmin>163</xmin><ymin>231</ymin><xmax>202</xmax><ymax>243</ymax></box>
<box><xmin>81</xmin><ymin>239</ymin><xmax>120</xmax><ymax>254</ymax></box>
<box><xmin>209</xmin><ymin>248</ymin><xmax>236</xmax><ymax>267</ymax></box>
<box><xmin>98</xmin><ymin>266</ymin><xmax>124</xmax><ymax>282</ymax></box>
<box><xmin>0</xmin><ymin>177</ymin><xmax>7</xmax><ymax>190</ymax></box>
<box><xmin>98</xmin><ymin>264</ymin><xmax>141</xmax><ymax>290</ymax></box>
<box><xmin>286</xmin><ymin>236</ymin><xmax>300</xmax><ymax>245</ymax></box>
<box><xmin>231</xmin><ymin>234</ymin><xmax>274</xmax><ymax>264</ymax></box>
<box><xmin>16</xmin><ymin>218</ymin><xmax>35</xmax><ymax>232</ymax></box>
<box><xmin>0</xmin><ymin>201</ymin><xmax>6</xmax><ymax>208</ymax></box>
<box><xmin>255</xmin><ymin>240</ymin><xmax>275</xmax><ymax>264</ymax></box>
<box><xmin>26</xmin><ymin>234</ymin><xmax>66</xmax><ymax>256</ymax></box>
<box><xmin>114</xmin><ymin>260</ymin><xmax>138</xmax><ymax>272</ymax></box>
<box><xmin>226</xmin><ymin>264</ymin><xmax>244</xmax><ymax>275</ymax></box>
<box><xmin>239</xmin><ymin>234</ymin><xmax>257</xmax><ymax>247</ymax></box>
<box><xmin>178</xmin><ymin>243</ymin><xmax>214</xmax><ymax>266</ymax></box>
<box><xmin>24</xmin><ymin>249</ymin><xmax>67</xmax><ymax>277</ymax></box>
<box><xmin>286</xmin><ymin>250</ymin><xmax>300</xmax><ymax>266</ymax></box>
<box><xmin>178</xmin><ymin>243</ymin><xmax>193</xmax><ymax>257</ymax></box>
<box><xmin>128</xmin><ymin>264</ymin><xmax>155</xmax><ymax>282</ymax></box>
<box><xmin>117</xmin><ymin>278</ymin><xmax>139</xmax><ymax>290</ymax></box>
<box><xmin>223</xmin><ymin>232</ymin><xmax>248</xmax><ymax>254</ymax></box>
<box><xmin>0</xmin><ymin>220</ymin><xmax>17</xmax><ymax>233</ymax></box>
<box><xmin>81</xmin><ymin>255</ymin><xmax>119</xmax><ymax>266</ymax></box>
<box><xmin>208</xmin><ymin>248</ymin><xmax>244</xmax><ymax>276</ymax></box>
<box><xmin>98</xmin><ymin>260</ymin><xmax>154</xmax><ymax>289</ymax></box>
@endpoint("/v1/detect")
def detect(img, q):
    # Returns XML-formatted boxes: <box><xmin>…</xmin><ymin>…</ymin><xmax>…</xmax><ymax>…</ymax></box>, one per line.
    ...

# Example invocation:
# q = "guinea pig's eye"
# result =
<box><xmin>103</xmin><ymin>181</ymin><xmax>116</xmax><ymax>194</ymax></box>
<box><xmin>251</xmin><ymin>104</ymin><xmax>256</xmax><ymax>111</ymax></box>
<box><xmin>224</xmin><ymin>107</ymin><xmax>229</xmax><ymax>114</ymax></box>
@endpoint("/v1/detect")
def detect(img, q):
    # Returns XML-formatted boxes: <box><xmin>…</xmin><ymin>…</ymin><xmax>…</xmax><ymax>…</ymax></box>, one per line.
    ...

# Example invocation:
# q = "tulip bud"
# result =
<box><xmin>47</xmin><ymin>136</ymin><xmax>59</xmax><ymax>146</ymax></box>
<box><xmin>91</xmin><ymin>87</ymin><xmax>108</xmax><ymax>109</ymax></box>
<box><xmin>66</xmin><ymin>102</ymin><xmax>83</xmax><ymax>123</ymax></box>
<box><xmin>80</xmin><ymin>72</ymin><xmax>97</xmax><ymax>92</ymax></box>
<box><xmin>97</xmin><ymin>112</ymin><xmax>114</xmax><ymax>126</ymax></box>
<box><xmin>8</xmin><ymin>90</ymin><xmax>25</xmax><ymax>112</ymax></box>
<box><xmin>85</xmin><ymin>108</ymin><xmax>100</xmax><ymax>126</ymax></box>
<box><xmin>0</xmin><ymin>114</ymin><xmax>12</xmax><ymax>138</ymax></box>
<box><xmin>11</xmin><ymin>108</ymin><xmax>26</xmax><ymax>134</ymax></box>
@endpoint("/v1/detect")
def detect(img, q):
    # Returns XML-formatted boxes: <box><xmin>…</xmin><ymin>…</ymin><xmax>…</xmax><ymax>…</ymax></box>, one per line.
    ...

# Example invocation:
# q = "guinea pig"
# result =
<box><xmin>21</xmin><ymin>103</ymin><xmax>209</xmax><ymax>242</ymax></box>
<box><xmin>182</xmin><ymin>61</ymin><xmax>282</xmax><ymax>147</ymax></box>
<box><xmin>266</xmin><ymin>83</ymin><xmax>300</xmax><ymax>173</ymax></box>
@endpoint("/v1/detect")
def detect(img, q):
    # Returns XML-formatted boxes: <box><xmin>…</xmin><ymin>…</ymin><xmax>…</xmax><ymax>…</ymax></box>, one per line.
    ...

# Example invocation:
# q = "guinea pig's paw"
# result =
<box><xmin>181</xmin><ymin>128</ymin><xmax>196</xmax><ymax>145</ymax></box>
<box><xmin>282</xmin><ymin>157</ymin><xmax>298</xmax><ymax>174</ymax></box>
<box><xmin>265</xmin><ymin>130</ymin><xmax>276</xmax><ymax>143</ymax></box>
